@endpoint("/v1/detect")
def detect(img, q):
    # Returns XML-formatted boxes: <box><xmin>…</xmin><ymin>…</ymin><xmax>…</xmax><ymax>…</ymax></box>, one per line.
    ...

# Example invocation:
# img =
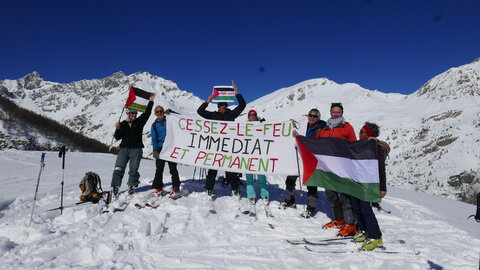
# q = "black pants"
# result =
<box><xmin>285</xmin><ymin>175</ymin><xmax>318</xmax><ymax>208</ymax></box>
<box><xmin>152</xmin><ymin>158</ymin><xmax>180</xmax><ymax>190</ymax></box>
<box><xmin>205</xmin><ymin>169</ymin><xmax>240</xmax><ymax>192</ymax></box>
<box><xmin>350</xmin><ymin>196</ymin><xmax>382</xmax><ymax>238</ymax></box>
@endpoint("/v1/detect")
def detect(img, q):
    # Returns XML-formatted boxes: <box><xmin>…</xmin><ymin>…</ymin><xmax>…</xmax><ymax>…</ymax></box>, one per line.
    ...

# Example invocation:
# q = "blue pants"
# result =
<box><xmin>111</xmin><ymin>147</ymin><xmax>142</xmax><ymax>188</ymax></box>
<box><xmin>350</xmin><ymin>196</ymin><xmax>382</xmax><ymax>239</ymax></box>
<box><xmin>245</xmin><ymin>174</ymin><xmax>269</xmax><ymax>199</ymax></box>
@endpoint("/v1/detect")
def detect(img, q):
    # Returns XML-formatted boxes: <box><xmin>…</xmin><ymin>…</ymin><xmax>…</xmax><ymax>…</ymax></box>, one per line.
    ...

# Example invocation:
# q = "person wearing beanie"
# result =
<box><xmin>244</xmin><ymin>109</ymin><xmax>269</xmax><ymax>209</ymax></box>
<box><xmin>196</xmin><ymin>81</ymin><xmax>246</xmax><ymax>197</ymax></box>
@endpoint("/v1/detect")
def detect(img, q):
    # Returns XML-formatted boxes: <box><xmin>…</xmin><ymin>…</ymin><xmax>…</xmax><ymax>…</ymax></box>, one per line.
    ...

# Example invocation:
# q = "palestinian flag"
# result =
<box><xmin>125</xmin><ymin>87</ymin><xmax>152</xmax><ymax>112</ymax></box>
<box><xmin>296</xmin><ymin>136</ymin><xmax>381</xmax><ymax>202</ymax></box>
<box><xmin>212</xmin><ymin>86</ymin><xmax>235</xmax><ymax>103</ymax></box>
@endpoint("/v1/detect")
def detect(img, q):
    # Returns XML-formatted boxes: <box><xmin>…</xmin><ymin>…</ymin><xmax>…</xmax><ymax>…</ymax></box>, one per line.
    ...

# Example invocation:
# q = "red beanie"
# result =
<box><xmin>362</xmin><ymin>125</ymin><xmax>374</xmax><ymax>137</ymax></box>
<box><xmin>248</xmin><ymin>110</ymin><xmax>257</xmax><ymax>115</ymax></box>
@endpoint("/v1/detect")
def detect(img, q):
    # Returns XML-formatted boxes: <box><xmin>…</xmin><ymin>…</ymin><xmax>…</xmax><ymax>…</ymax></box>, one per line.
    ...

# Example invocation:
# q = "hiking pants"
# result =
<box><xmin>205</xmin><ymin>169</ymin><xmax>240</xmax><ymax>192</ymax></box>
<box><xmin>350</xmin><ymin>196</ymin><xmax>382</xmax><ymax>239</ymax></box>
<box><xmin>111</xmin><ymin>147</ymin><xmax>142</xmax><ymax>188</ymax></box>
<box><xmin>152</xmin><ymin>147</ymin><xmax>180</xmax><ymax>190</ymax></box>
<box><xmin>246</xmin><ymin>174</ymin><xmax>269</xmax><ymax>199</ymax></box>
<box><xmin>325</xmin><ymin>189</ymin><xmax>355</xmax><ymax>224</ymax></box>
<box><xmin>284</xmin><ymin>175</ymin><xmax>318</xmax><ymax>208</ymax></box>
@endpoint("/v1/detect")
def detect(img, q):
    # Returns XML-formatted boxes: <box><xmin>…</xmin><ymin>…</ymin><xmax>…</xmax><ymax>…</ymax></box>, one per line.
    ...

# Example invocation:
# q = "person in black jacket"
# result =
<box><xmin>284</xmin><ymin>108</ymin><xmax>326</xmax><ymax>218</ymax></box>
<box><xmin>196</xmin><ymin>82</ymin><xmax>246</xmax><ymax>197</ymax></box>
<box><xmin>111</xmin><ymin>93</ymin><xmax>156</xmax><ymax>196</ymax></box>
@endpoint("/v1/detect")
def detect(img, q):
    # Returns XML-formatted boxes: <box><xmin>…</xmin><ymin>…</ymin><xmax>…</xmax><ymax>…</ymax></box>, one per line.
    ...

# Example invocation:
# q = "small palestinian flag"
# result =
<box><xmin>125</xmin><ymin>87</ymin><xmax>152</xmax><ymax>112</ymax></box>
<box><xmin>212</xmin><ymin>86</ymin><xmax>235</xmax><ymax>103</ymax></box>
<box><xmin>296</xmin><ymin>136</ymin><xmax>381</xmax><ymax>202</ymax></box>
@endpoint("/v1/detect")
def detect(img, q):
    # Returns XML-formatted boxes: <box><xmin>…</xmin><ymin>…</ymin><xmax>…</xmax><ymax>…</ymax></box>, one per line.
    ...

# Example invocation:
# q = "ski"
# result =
<box><xmin>208</xmin><ymin>197</ymin><xmax>217</xmax><ymax>214</ymax></box>
<box><xmin>111</xmin><ymin>201</ymin><xmax>130</xmax><ymax>213</ymax></box>
<box><xmin>304</xmin><ymin>245</ymin><xmax>420</xmax><ymax>255</ymax></box>
<box><xmin>134</xmin><ymin>203</ymin><xmax>159</xmax><ymax>209</ymax></box>
<box><xmin>287</xmin><ymin>236</ymin><xmax>353</xmax><ymax>245</ymax></box>
<box><xmin>263</xmin><ymin>204</ymin><xmax>274</xmax><ymax>218</ymax></box>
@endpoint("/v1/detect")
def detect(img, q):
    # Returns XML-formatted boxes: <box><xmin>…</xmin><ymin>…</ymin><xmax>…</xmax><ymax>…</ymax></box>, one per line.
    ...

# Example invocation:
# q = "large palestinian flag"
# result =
<box><xmin>212</xmin><ymin>86</ymin><xmax>235</xmax><ymax>103</ymax></box>
<box><xmin>296</xmin><ymin>136</ymin><xmax>381</xmax><ymax>202</ymax></box>
<box><xmin>125</xmin><ymin>87</ymin><xmax>152</xmax><ymax>112</ymax></box>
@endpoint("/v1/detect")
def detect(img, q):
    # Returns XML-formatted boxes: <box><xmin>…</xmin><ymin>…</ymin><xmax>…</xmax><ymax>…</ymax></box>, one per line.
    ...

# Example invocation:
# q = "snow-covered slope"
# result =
<box><xmin>0</xmin><ymin>150</ymin><xmax>478</xmax><ymax>269</ymax></box>
<box><xmin>1</xmin><ymin>59</ymin><xmax>480</xmax><ymax>203</ymax></box>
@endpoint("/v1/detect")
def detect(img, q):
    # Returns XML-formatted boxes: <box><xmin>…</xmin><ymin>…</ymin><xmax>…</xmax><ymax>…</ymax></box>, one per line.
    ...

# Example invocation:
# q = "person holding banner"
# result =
<box><xmin>151</xmin><ymin>105</ymin><xmax>181</xmax><ymax>199</ymax></box>
<box><xmin>285</xmin><ymin>109</ymin><xmax>326</xmax><ymax>219</ymax></box>
<box><xmin>111</xmin><ymin>90</ymin><xmax>156</xmax><ymax>197</ymax></box>
<box><xmin>245</xmin><ymin>110</ymin><xmax>270</xmax><ymax>204</ymax></box>
<box><xmin>316</xmin><ymin>102</ymin><xmax>357</xmax><ymax>237</ymax></box>
<box><xmin>196</xmin><ymin>81</ymin><xmax>246</xmax><ymax>197</ymax></box>
<box><xmin>350</xmin><ymin>122</ymin><xmax>390</xmax><ymax>251</ymax></box>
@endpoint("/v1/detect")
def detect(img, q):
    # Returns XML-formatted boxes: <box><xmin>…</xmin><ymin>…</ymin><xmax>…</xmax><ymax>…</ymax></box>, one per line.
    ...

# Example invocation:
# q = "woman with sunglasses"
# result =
<box><xmin>286</xmin><ymin>109</ymin><xmax>326</xmax><ymax>219</ymax></box>
<box><xmin>351</xmin><ymin>122</ymin><xmax>390</xmax><ymax>251</ymax></box>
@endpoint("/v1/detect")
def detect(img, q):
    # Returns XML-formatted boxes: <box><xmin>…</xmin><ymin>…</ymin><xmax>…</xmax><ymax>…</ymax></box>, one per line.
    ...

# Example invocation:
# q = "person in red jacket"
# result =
<box><xmin>316</xmin><ymin>102</ymin><xmax>357</xmax><ymax>237</ymax></box>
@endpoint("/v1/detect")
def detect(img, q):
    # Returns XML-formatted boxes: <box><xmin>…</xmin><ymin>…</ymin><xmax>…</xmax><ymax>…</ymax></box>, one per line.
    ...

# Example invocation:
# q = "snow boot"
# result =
<box><xmin>169</xmin><ymin>189</ymin><xmax>181</xmax><ymax>200</ymax></box>
<box><xmin>337</xmin><ymin>224</ymin><xmax>357</xmax><ymax>237</ymax></box>
<box><xmin>353</xmin><ymin>230</ymin><xmax>368</xmax><ymax>242</ymax></box>
<box><xmin>322</xmin><ymin>220</ymin><xmax>344</xmax><ymax>229</ymax></box>
<box><xmin>361</xmin><ymin>238</ymin><xmax>383</xmax><ymax>251</ymax></box>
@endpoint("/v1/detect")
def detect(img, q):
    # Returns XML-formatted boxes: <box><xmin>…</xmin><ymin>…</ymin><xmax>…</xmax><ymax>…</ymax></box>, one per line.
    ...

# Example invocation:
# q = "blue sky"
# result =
<box><xmin>1</xmin><ymin>0</ymin><xmax>479</xmax><ymax>101</ymax></box>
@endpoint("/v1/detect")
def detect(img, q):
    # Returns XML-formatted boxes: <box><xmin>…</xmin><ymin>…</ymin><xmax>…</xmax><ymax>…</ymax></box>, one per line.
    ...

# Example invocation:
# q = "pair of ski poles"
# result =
<box><xmin>29</xmin><ymin>146</ymin><xmax>67</xmax><ymax>226</ymax></box>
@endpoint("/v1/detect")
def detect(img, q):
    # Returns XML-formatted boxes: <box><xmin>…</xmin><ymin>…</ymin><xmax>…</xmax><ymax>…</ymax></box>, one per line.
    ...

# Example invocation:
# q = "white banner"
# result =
<box><xmin>159</xmin><ymin>114</ymin><xmax>307</xmax><ymax>175</ymax></box>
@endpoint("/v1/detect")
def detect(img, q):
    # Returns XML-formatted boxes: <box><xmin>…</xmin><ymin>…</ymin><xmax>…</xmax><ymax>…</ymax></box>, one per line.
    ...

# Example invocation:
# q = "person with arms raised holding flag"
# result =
<box><xmin>286</xmin><ymin>108</ymin><xmax>326</xmax><ymax>219</ymax></box>
<box><xmin>151</xmin><ymin>105</ymin><xmax>181</xmax><ymax>199</ymax></box>
<box><xmin>351</xmin><ymin>122</ymin><xmax>390</xmax><ymax>250</ymax></box>
<box><xmin>111</xmin><ymin>87</ymin><xmax>156</xmax><ymax>197</ymax></box>
<box><xmin>316</xmin><ymin>102</ymin><xmax>357</xmax><ymax>236</ymax></box>
<box><xmin>197</xmin><ymin>81</ymin><xmax>246</xmax><ymax>198</ymax></box>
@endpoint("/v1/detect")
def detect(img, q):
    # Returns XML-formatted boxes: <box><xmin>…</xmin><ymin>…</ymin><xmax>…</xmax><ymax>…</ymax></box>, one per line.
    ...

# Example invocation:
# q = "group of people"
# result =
<box><xmin>109</xmin><ymin>83</ymin><xmax>390</xmax><ymax>251</ymax></box>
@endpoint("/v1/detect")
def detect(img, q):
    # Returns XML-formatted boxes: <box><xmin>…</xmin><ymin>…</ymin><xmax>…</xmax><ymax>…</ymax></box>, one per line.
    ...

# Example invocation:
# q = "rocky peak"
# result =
<box><xmin>416</xmin><ymin>60</ymin><xmax>480</xmax><ymax>100</ymax></box>
<box><xmin>21</xmin><ymin>72</ymin><xmax>43</xmax><ymax>90</ymax></box>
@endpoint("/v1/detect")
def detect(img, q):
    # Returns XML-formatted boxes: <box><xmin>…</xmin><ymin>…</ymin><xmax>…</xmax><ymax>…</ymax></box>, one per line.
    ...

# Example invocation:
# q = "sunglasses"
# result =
<box><xmin>248</xmin><ymin>113</ymin><xmax>257</xmax><ymax>116</ymax></box>
<box><xmin>127</xmin><ymin>112</ymin><xmax>137</xmax><ymax>115</ymax></box>
<box><xmin>155</xmin><ymin>110</ymin><xmax>164</xmax><ymax>114</ymax></box>
<box><xmin>308</xmin><ymin>114</ymin><xmax>319</xmax><ymax>118</ymax></box>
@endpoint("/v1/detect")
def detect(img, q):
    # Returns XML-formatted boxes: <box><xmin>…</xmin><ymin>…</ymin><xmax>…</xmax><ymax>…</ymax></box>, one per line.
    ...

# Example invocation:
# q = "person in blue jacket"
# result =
<box><xmin>151</xmin><ymin>105</ymin><xmax>181</xmax><ymax>199</ymax></box>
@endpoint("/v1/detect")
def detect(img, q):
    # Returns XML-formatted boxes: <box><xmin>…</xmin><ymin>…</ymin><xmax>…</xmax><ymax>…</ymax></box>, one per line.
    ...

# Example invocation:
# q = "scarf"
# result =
<box><xmin>326</xmin><ymin>117</ymin><xmax>345</xmax><ymax>129</ymax></box>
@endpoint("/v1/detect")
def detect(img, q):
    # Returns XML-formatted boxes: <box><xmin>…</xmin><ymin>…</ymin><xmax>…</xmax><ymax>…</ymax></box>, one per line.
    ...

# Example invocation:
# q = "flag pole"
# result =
<box><xmin>109</xmin><ymin>85</ymin><xmax>132</xmax><ymax>152</ymax></box>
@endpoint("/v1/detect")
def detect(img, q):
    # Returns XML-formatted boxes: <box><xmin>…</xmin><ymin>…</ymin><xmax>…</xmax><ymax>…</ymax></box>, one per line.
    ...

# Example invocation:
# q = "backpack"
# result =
<box><xmin>79</xmin><ymin>172</ymin><xmax>104</xmax><ymax>203</ymax></box>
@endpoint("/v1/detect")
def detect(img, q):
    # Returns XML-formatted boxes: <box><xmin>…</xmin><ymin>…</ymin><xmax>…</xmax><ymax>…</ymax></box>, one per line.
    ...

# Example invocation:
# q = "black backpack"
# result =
<box><xmin>79</xmin><ymin>172</ymin><xmax>105</xmax><ymax>203</ymax></box>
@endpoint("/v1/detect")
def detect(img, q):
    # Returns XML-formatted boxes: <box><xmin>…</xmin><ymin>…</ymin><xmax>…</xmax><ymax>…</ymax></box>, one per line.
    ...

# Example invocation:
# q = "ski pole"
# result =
<box><xmin>372</xmin><ymin>202</ymin><xmax>391</xmax><ymax>214</ymax></box>
<box><xmin>29</xmin><ymin>153</ymin><xmax>46</xmax><ymax>226</ymax></box>
<box><xmin>192</xmin><ymin>166</ymin><xmax>197</xmax><ymax>181</ymax></box>
<box><xmin>58</xmin><ymin>146</ymin><xmax>66</xmax><ymax>215</ymax></box>
<box><xmin>109</xmin><ymin>107</ymin><xmax>125</xmax><ymax>152</ymax></box>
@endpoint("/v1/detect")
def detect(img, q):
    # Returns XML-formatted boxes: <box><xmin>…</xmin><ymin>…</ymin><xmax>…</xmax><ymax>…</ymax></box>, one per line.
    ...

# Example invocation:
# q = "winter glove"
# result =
<box><xmin>152</xmin><ymin>149</ymin><xmax>160</xmax><ymax>159</ymax></box>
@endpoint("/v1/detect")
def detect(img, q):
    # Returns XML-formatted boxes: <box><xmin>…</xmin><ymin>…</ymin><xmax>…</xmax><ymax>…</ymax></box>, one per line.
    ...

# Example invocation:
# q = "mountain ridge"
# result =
<box><xmin>1</xmin><ymin>59</ymin><xmax>479</xmax><ymax>203</ymax></box>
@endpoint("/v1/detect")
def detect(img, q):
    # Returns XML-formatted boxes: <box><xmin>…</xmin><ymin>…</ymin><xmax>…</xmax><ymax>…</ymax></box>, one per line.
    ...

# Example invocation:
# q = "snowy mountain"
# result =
<box><xmin>1</xmin><ymin>59</ymin><xmax>480</xmax><ymax>203</ymax></box>
<box><xmin>0</xmin><ymin>150</ymin><xmax>478</xmax><ymax>269</ymax></box>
